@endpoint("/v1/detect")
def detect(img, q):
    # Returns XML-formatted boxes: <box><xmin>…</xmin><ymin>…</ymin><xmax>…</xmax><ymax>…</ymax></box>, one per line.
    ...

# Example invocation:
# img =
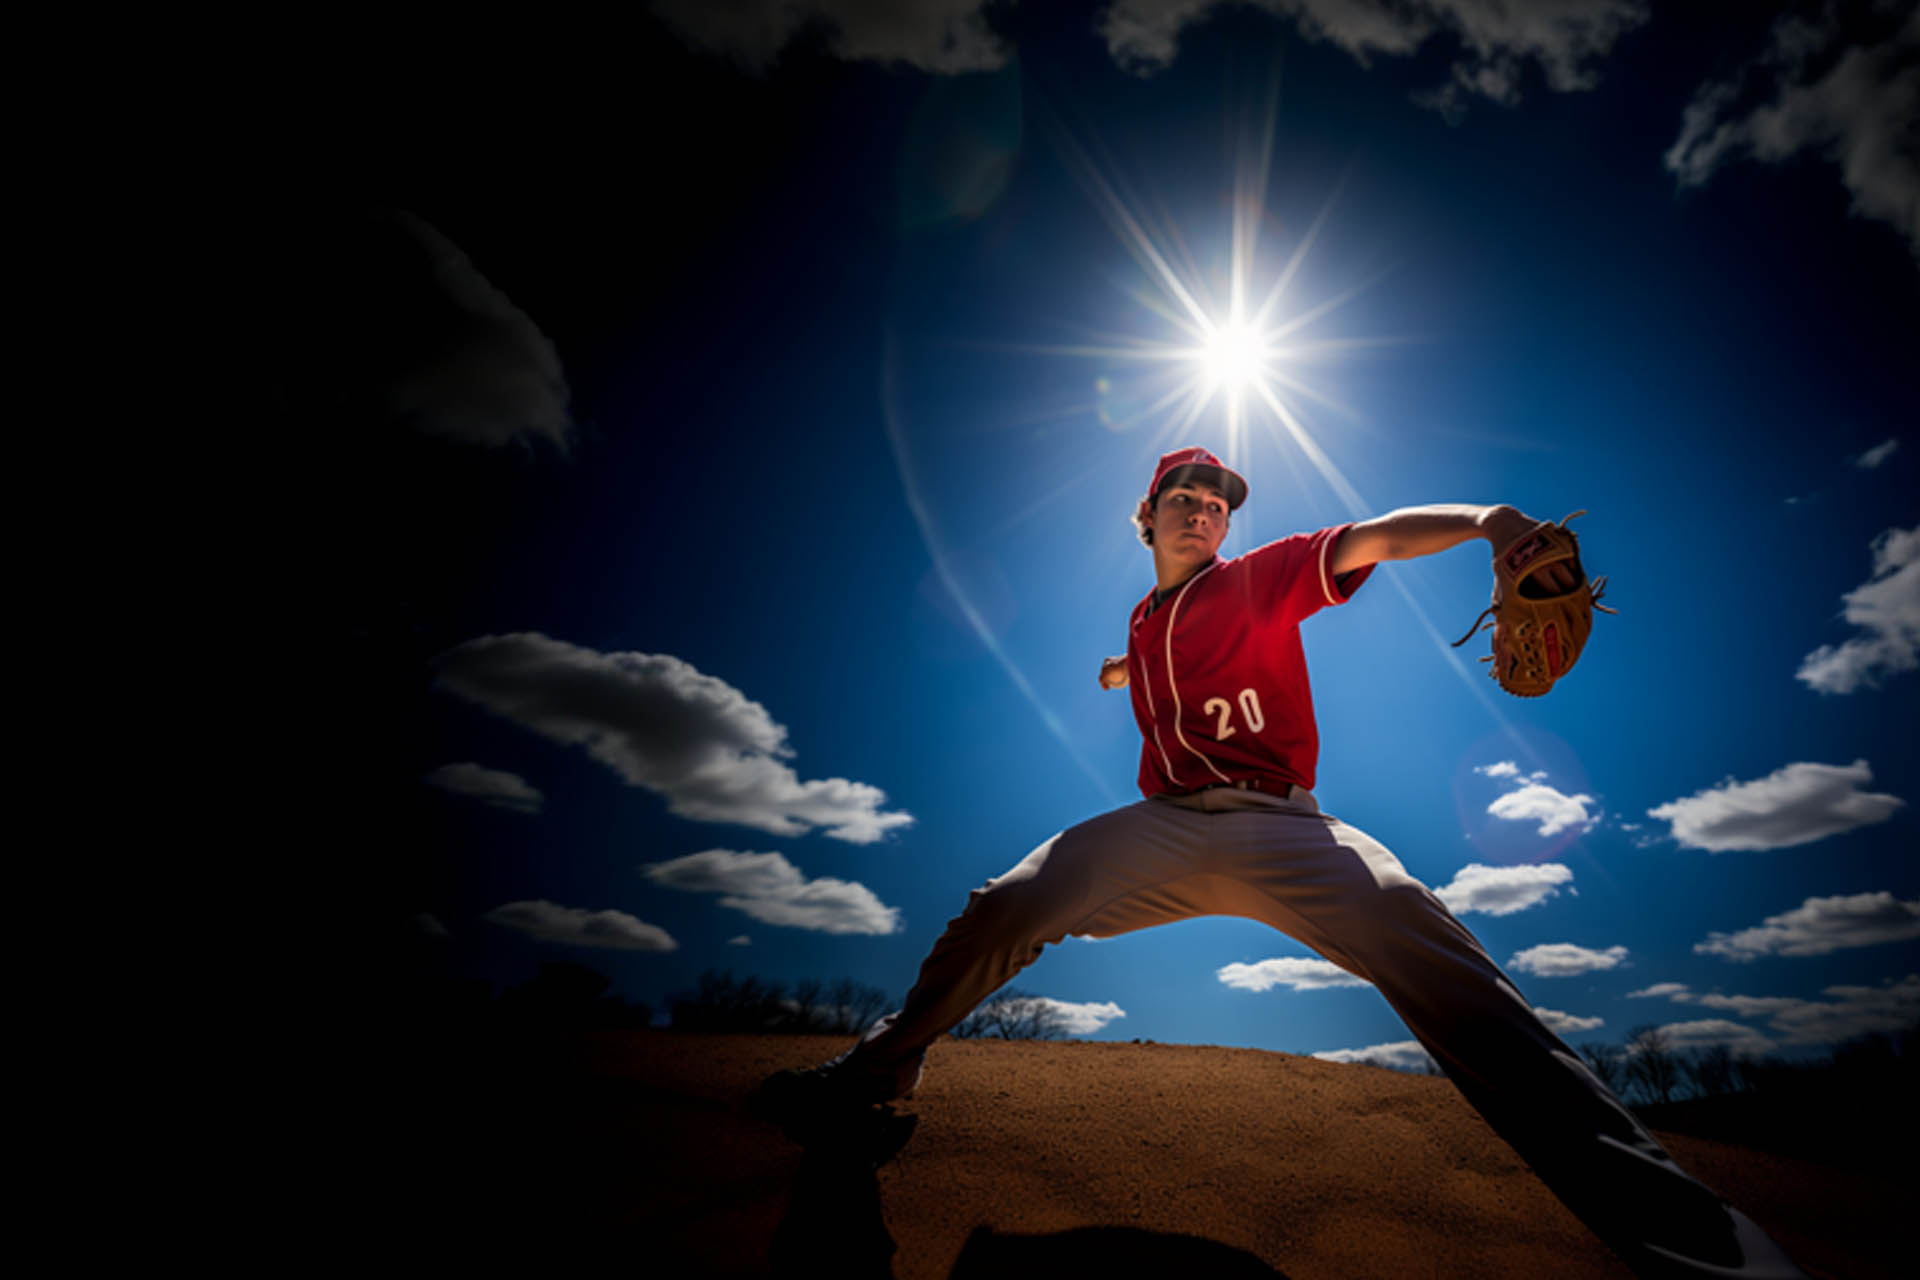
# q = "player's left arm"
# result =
<box><xmin>1331</xmin><ymin>504</ymin><xmax>1576</xmax><ymax>590</ymax></box>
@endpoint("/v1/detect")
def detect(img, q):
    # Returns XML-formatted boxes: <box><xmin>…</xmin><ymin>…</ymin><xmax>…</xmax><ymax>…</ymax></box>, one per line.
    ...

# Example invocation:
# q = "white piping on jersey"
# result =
<box><xmin>1163</xmin><ymin>563</ymin><xmax>1232</xmax><ymax>785</ymax></box>
<box><xmin>1135</xmin><ymin>642</ymin><xmax>1178</xmax><ymax>783</ymax></box>
<box><xmin>1318</xmin><ymin>531</ymin><xmax>1340</xmax><ymax>607</ymax></box>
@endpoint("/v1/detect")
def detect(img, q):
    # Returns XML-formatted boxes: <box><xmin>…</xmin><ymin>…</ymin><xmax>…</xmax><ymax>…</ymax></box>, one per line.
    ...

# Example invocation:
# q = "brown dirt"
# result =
<box><xmin>398</xmin><ymin>1031</ymin><xmax>1902</xmax><ymax>1278</ymax></box>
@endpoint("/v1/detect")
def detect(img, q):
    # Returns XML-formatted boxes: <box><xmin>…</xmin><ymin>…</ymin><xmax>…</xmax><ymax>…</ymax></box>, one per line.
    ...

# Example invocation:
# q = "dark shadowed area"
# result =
<box><xmin>384</xmin><ymin>1029</ymin><xmax>1905</xmax><ymax>1278</ymax></box>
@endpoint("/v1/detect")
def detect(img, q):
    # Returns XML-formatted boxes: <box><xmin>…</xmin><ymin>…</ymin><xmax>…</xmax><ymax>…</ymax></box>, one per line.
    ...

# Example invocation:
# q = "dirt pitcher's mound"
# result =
<box><xmin>401</xmin><ymin>1031</ymin><xmax>1899</xmax><ymax>1278</ymax></box>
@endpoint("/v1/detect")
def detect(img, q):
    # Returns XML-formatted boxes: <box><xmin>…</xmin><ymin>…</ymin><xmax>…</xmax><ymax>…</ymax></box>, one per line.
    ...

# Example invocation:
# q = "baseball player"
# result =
<box><xmin>758</xmin><ymin>447</ymin><xmax>1809</xmax><ymax>1278</ymax></box>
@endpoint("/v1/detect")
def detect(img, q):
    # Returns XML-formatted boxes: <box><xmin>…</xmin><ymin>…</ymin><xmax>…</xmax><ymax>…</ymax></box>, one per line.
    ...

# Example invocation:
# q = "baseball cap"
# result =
<box><xmin>1148</xmin><ymin>446</ymin><xmax>1248</xmax><ymax>510</ymax></box>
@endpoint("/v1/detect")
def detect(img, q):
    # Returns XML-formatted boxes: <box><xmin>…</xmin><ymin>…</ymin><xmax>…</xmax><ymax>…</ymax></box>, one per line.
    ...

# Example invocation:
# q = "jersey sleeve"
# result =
<box><xmin>1246</xmin><ymin>522</ymin><xmax>1373</xmax><ymax>626</ymax></box>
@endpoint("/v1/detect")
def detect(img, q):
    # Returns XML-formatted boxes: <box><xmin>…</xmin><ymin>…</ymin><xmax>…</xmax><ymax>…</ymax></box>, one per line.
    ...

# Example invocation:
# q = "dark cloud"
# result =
<box><xmin>423</xmin><ymin>762</ymin><xmax>545</xmax><ymax>814</ymax></box>
<box><xmin>433</xmin><ymin>634</ymin><xmax>914</xmax><ymax>843</ymax></box>
<box><xmin>643</xmin><ymin>848</ymin><xmax>902</xmax><ymax>934</ymax></box>
<box><xmin>483</xmin><ymin>899</ymin><xmax>679</xmax><ymax>951</ymax></box>
<box><xmin>649</xmin><ymin>0</ymin><xmax>1010</xmax><ymax>73</ymax></box>
<box><xmin>1666</xmin><ymin>6</ymin><xmax>1919</xmax><ymax>259</ymax></box>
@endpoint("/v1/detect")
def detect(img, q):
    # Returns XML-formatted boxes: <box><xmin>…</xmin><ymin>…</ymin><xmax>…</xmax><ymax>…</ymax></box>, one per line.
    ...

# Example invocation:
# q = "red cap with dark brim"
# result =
<box><xmin>1149</xmin><ymin>446</ymin><xmax>1248</xmax><ymax>510</ymax></box>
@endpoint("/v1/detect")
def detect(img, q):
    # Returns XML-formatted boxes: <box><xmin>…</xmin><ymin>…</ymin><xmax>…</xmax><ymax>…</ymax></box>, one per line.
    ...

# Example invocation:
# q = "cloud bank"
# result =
<box><xmin>1533</xmin><ymin>1006</ymin><xmax>1604</xmax><ymax>1034</ymax></box>
<box><xmin>1646</xmin><ymin>759</ymin><xmax>1904</xmax><ymax>851</ymax></box>
<box><xmin>1019</xmin><ymin>995</ymin><xmax>1129</xmax><ymax>1035</ymax></box>
<box><xmin>483</xmin><ymin>900</ymin><xmax>678</xmax><ymax>951</ymax></box>
<box><xmin>1622</xmin><ymin>974</ymin><xmax>1919</xmax><ymax>1047</ymax></box>
<box><xmin>1765</xmin><ymin>974</ymin><xmax>1920</xmax><ymax>1044</ymax></box>
<box><xmin>1693</xmin><ymin>892</ymin><xmax>1920</xmax><ymax>960</ymax></box>
<box><xmin>649</xmin><ymin>0</ymin><xmax>1649</xmax><ymax>119</ymax></box>
<box><xmin>381</xmin><ymin>211</ymin><xmax>575</xmax><ymax>451</ymax></box>
<box><xmin>1434</xmin><ymin>862</ymin><xmax>1574</xmax><ymax>916</ymax></box>
<box><xmin>434</xmin><ymin>634</ymin><xmax>913</xmax><ymax>843</ymax></box>
<box><xmin>424</xmin><ymin>762</ymin><xmax>545</xmax><ymax>814</ymax></box>
<box><xmin>1099</xmin><ymin>0</ymin><xmax>1648</xmax><ymax>118</ymax></box>
<box><xmin>1313</xmin><ymin>1039</ymin><xmax>1437</xmax><ymax>1072</ymax></box>
<box><xmin>1796</xmin><ymin>527</ymin><xmax>1920</xmax><ymax>693</ymax></box>
<box><xmin>1647</xmin><ymin>1018</ymin><xmax>1777</xmax><ymax>1056</ymax></box>
<box><xmin>644</xmin><ymin>848</ymin><xmax>902</xmax><ymax>935</ymax></box>
<box><xmin>1666</xmin><ymin>7</ymin><xmax>1920</xmax><ymax>259</ymax></box>
<box><xmin>1508</xmin><ymin>942</ymin><xmax>1628</xmax><ymax>977</ymax></box>
<box><xmin>1217</xmin><ymin>956</ymin><xmax>1370</xmax><ymax>991</ymax></box>
<box><xmin>649</xmin><ymin>0</ymin><xmax>1009</xmax><ymax>73</ymax></box>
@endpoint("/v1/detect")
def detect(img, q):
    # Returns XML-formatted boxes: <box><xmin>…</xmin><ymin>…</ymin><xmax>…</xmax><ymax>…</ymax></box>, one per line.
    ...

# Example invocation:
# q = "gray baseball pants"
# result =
<box><xmin>841</xmin><ymin>785</ymin><xmax>1807</xmax><ymax>1278</ymax></box>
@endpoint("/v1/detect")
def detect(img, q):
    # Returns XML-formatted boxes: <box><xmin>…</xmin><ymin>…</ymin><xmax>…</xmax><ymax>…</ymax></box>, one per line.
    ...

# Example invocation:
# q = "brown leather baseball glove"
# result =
<box><xmin>1452</xmin><ymin>511</ymin><xmax>1615</xmax><ymax>698</ymax></box>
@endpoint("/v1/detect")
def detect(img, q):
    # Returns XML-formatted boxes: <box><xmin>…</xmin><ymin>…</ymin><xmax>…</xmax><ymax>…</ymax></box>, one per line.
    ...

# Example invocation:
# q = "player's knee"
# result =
<box><xmin>1363</xmin><ymin>881</ymin><xmax>1459</xmax><ymax>944</ymax></box>
<box><xmin>960</xmin><ymin>877</ymin><xmax>1059</xmax><ymax>945</ymax></box>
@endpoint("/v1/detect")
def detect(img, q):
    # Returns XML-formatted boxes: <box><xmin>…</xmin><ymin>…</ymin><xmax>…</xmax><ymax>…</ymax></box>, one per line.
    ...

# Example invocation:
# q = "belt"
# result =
<box><xmin>1193</xmin><ymin>778</ymin><xmax>1291</xmax><ymax>798</ymax></box>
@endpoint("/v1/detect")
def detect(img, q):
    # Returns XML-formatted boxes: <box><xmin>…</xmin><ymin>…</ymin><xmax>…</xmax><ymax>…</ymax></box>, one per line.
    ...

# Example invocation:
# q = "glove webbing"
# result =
<box><xmin>1449</xmin><ymin>511</ymin><xmax>1617</xmax><ymax>652</ymax></box>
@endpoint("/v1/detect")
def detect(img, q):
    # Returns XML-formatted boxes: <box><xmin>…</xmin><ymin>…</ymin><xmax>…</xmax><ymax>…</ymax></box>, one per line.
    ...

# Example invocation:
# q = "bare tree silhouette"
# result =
<box><xmin>1577</xmin><ymin>1040</ymin><xmax>1626</xmax><ymax>1093</ymax></box>
<box><xmin>951</xmin><ymin>989</ymin><xmax>1066</xmax><ymax>1040</ymax></box>
<box><xmin>1626</xmin><ymin>1025</ymin><xmax>1682</xmax><ymax>1105</ymax></box>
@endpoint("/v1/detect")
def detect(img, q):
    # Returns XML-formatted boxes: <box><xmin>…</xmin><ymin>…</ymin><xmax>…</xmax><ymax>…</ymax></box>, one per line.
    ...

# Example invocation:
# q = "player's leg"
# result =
<box><xmin>1209</xmin><ymin>790</ymin><xmax>1806</xmax><ymax>1277</ymax></box>
<box><xmin>778</xmin><ymin>796</ymin><xmax>1217</xmax><ymax>1104</ymax></box>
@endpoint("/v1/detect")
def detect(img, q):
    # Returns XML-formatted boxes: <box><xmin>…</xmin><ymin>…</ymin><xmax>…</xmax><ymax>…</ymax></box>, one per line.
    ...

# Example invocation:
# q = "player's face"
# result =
<box><xmin>1152</xmin><ymin>481</ymin><xmax>1230</xmax><ymax>564</ymax></box>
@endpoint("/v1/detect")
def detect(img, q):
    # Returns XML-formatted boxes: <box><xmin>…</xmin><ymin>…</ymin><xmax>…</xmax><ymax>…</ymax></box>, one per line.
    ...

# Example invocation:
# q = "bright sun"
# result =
<box><xmin>1202</xmin><ymin>320</ymin><xmax>1265</xmax><ymax>389</ymax></box>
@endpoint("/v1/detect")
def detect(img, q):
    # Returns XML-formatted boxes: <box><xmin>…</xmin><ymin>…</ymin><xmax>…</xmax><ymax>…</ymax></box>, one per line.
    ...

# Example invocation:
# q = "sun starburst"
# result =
<box><xmin>1004</xmin><ymin>84</ymin><xmax>1398</xmax><ymax>517</ymax></box>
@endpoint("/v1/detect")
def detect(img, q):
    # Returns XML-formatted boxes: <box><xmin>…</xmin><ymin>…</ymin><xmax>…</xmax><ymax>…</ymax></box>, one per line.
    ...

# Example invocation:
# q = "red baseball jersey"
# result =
<box><xmin>1126</xmin><ymin>524</ymin><xmax>1372</xmax><ymax>797</ymax></box>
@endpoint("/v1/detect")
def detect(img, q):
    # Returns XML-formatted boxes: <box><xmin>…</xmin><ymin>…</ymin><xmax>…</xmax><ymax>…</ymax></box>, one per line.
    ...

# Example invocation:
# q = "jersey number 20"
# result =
<box><xmin>1203</xmin><ymin>688</ymin><xmax>1266</xmax><ymax>739</ymax></box>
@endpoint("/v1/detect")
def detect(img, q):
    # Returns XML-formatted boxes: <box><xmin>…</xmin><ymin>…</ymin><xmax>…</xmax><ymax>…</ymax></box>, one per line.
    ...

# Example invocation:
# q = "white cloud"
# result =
<box><xmin>1650</xmin><ymin>1019</ymin><xmax>1777</xmax><ymax>1056</ymax></box>
<box><xmin>423</xmin><ymin>762</ymin><xmax>545</xmax><ymax>814</ymax></box>
<box><xmin>1508</xmin><ymin>942</ymin><xmax>1629</xmax><ymax>977</ymax></box>
<box><xmin>414</xmin><ymin>912</ymin><xmax>451</xmax><ymax>940</ymax></box>
<box><xmin>1312</xmin><ymin>1039</ymin><xmax>1438</xmax><ymax>1073</ymax></box>
<box><xmin>433</xmin><ymin>634</ymin><xmax>913</xmax><ymax>843</ymax></box>
<box><xmin>1488</xmin><ymin>782</ymin><xmax>1600</xmax><ymax>837</ymax></box>
<box><xmin>1627</xmin><ymin>982</ymin><xmax>1691</xmax><ymax>1000</ymax></box>
<box><xmin>1796</xmin><ymin>527</ymin><xmax>1920</xmax><ymax>693</ymax></box>
<box><xmin>381</xmin><ymin>211</ymin><xmax>574</xmax><ymax>452</ymax></box>
<box><xmin>1434</xmin><ymin>862</ymin><xmax>1574</xmax><ymax>916</ymax></box>
<box><xmin>649</xmin><ymin>0</ymin><xmax>1009</xmax><ymax>73</ymax></box>
<box><xmin>1692</xmin><ymin>994</ymin><xmax>1810</xmax><ymax>1019</ymax></box>
<box><xmin>1098</xmin><ymin>0</ymin><xmax>1648</xmax><ymax>118</ymax></box>
<box><xmin>1622</xmin><ymin>976</ymin><xmax>1920</xmax><ymax>1048</ymax></box>
<box><xmin>1854</xmin><ymin>438</ymin><xmax>1899</xmax><ymax>468</ymax></box>
<box><xmin>1217</xmin><ymin>956</ymin><xmax>1370</xmax><ymax>992</ymax></box>
<box><xmin>1665</xmin><ymin>7</ymin><xmax>1920</xmax><ymax>258</ymax></box>
<box><xmin>643</xmin><ymin>848</ymin><xmax>902</xmax><ymax>935</ymax></box>
<box><xmin>728</xmin><ymin>935</ymin><xmax>752</xmax><ymax>946</ymax></box>
<box><xmin>483</xmin><ymin>900</ymin><xmax>678</xmax><ymax>951</ymax></box>
<box><xmin>1533</xmin><ymin>1006</ymin><xmax>1604</xmax><ymax>1034</ymax></box>
<box><xmin>1767</xmin><ymin>974</ymin><xmax>1920</xmax><ymax>1045</ymax></box>
<box><xmin>1646</xmin><ymin>759</ymin><xmax>1904</xmax><ymax>851</ymax></box>
<box><xmin>1693</xmin><ymin>891</ymin><xmax>1920</xmax><ymax>960</ymax></box>
<box><xmin>1023</xmin><ymin>996</ymin><xmax>1129</xmax><ymax>1035</ymax></box>
<box><xmin>1476</xmin><ymin>760</ymin><xmax>1521</xmax><ymax>778</ymax></box>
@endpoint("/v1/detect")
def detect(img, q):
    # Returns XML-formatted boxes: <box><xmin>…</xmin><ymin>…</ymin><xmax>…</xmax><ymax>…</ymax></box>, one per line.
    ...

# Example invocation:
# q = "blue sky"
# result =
<box><xmin>311</xmin><ymin>1</ymin><xmax>1917</xmax><ymax>1067</ymax></box>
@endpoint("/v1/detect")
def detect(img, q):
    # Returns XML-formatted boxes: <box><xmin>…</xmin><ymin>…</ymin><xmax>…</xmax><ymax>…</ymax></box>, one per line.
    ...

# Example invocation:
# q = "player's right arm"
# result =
<box><xmin>1332</xmin><ymin>504</ymin><xmax>1576</xmax><ymax>591</ymax></box>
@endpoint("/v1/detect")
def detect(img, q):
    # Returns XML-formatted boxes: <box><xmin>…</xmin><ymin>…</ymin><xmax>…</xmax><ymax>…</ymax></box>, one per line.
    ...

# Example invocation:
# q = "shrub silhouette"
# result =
<box><xmin>667</xmin><ymin>969</ymin><xmax>893</xmax><ymax>1034</ymax></box>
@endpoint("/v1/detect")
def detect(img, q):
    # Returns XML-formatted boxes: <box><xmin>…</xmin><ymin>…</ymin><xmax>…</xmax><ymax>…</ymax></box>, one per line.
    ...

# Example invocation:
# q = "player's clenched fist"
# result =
<box><xmin>1099</xmin><ymin>655</ymin><xmax>1129</xmax><ymax>689</ymax></box>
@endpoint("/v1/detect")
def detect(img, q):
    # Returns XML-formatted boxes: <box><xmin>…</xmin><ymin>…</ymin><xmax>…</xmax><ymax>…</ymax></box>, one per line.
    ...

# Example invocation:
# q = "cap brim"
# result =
<box><xmin>1159</xmin><ymin>464</ymin><xmax>1248</xmax><ymax>510</ymax></box>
